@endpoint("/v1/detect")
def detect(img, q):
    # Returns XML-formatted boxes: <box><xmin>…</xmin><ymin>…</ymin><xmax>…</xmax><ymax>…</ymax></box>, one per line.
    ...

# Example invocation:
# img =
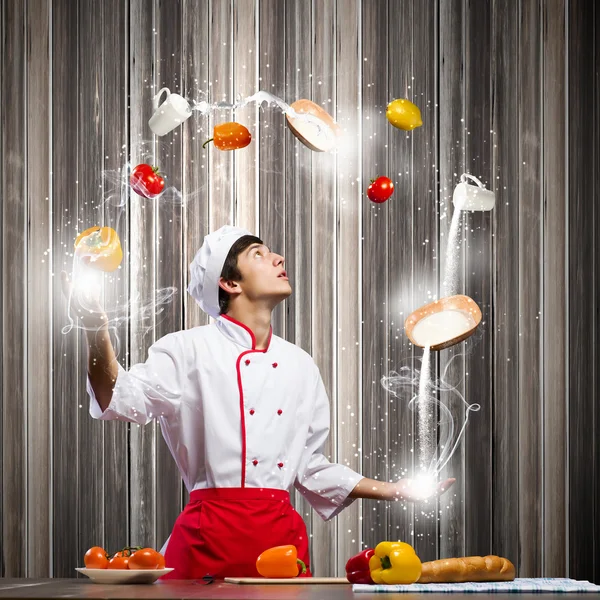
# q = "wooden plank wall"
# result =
<box><xmin>1</xmin><ymin>0</ymin><xmax>598</xmax><ymax>584</ymax></box>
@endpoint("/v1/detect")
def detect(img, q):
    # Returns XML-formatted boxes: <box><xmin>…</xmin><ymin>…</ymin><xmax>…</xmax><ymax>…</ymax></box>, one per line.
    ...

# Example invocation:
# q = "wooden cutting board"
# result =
<box><xmin>225</xmin><ymin>577</ymin><xmax>350</xmax><ymax>585</ymax></box>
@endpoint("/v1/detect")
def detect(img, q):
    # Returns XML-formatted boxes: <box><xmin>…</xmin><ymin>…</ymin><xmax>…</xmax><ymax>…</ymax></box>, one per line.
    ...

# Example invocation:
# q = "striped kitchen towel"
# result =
<box><xmin>353</xmin><ymin>578</ymin><xmax>600</xmax><ymax>593</ymax></box>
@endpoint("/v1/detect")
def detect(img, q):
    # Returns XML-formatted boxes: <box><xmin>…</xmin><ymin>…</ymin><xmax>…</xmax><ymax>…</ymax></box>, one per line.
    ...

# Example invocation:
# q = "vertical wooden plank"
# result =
<box><xmin>360</xmin><ymin>0</ymin><xmax>389</xmax><ymax>552</ymax></box>
<box><xmin>542</xmin><ymin>0</ymin><xmax>567</xmax><ymax>578</ymax></box>
<box><xmin>310</xmin><ymin>0</ymin><xmax>337</xmax><ymax>576</ymax></box>
<box><xmin>258</xmin><ymin>0</ymin><xmax>286</xmax><ymax>335</ymax></box>
<box><xmin>233</xmin><ymin>0</ymin><xmax>258</xmax><ymax>234</ymax></box>
<box><xmin>25</xmin><ymin>0</ymin><xmax>51</xmax><ymax>577</ymax></box>
<box><xmin>129</xmin><ymin>0</ymin><xmax>158</xmax><ymax>551</ymax></box>
<box><xmin>51</xmin><ymin>0</ymin><xmax>80</xmax><ymax>578</ymax></box>
<box><xmin>181</xmin><ymin>0</ymin><xmax>210</xmax><ymax>510</ymax></box>
<box><xmin>595</xmin><ymin>5</ymin><xmax>600</xmax><ymax>585</ymax></box>
<box><xmin>438</xmin><ymin>0</ymin><xmax>466</xmax><ymax>561</ymax></box>
<box><xmin>77</xmin><ymin>0</ymin><xmax>106</xmax><ymax>567</ymax></box>
<box><xmin>568</xmin><ymin>0</ymin><xmax>597</xmax><ymax>582</ymax></box>
<box><xmin>491</xmin><ymin>0</ymin><xmax>520</xmax><ymax>571</ymax></box>
<box><xmin>0</xmin><ymin>0</ymin><xmax>4</xmax><ymax>575</ymax></box>
<box><xmin>154</xmin><ymin>0</ymin><xmax>184</xmax><ymax>550</ymax></box>
<box><xmin>208</xmin><ymin>0</ymin><xmax>234</xmax><ymax>231</ymax></box>
<box><xmin>1</xmin><ymin>0</ymin><xmax>26</xmax><ymax>578</ymax></box>
<box><xmin>182</xmin><ymin>1</ymin><xmax>209</xmax><ymax>336</ymax></box>
<box><xmin>284</xmin><ymin>0</ymin><xmax>313</xmax><ymax>559</ymax></box>
<box><xmin>463</xmin><ymin>0</ymin><xmax>493</xmax><ymax>559</ymax></box>
<box><xmin>518</xmin><ymin>0</ymin><xmax>543</xmax><ymax>577</ymax></box>
<box><xmin>411</xmin><ymin>0</ymin><xmax>439</xmax><ymax>563</ymax></box>
<box><xmin>387</xmin><ymin>0</ymin><xmax>416</xmax><ymax>551</ymax></box>
<box><xmin>335</xmin><ymin>0</ymin><xmax>362</xmax><ymax>575</ymax></box>
<box><xmin>102</xmin><ymin>0</ymin><xmax>130</xmax><ymax>557</ymax></box>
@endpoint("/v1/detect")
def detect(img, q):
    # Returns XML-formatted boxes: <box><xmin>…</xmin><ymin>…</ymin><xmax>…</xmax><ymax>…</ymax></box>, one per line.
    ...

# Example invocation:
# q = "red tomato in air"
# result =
<box><xmin>128</xmin><ymin>548</ymin><xmax>165</xmax><ymax>570</ymax></box>
<box><xmin>367</xmin><ymin>176</ymin><xmax>394</xmax><ymax>203</ymax></box>
<box><xmin>130</xmin><ymin>163</ymin><xmax>165</xmax><ymax>198</ymax></box>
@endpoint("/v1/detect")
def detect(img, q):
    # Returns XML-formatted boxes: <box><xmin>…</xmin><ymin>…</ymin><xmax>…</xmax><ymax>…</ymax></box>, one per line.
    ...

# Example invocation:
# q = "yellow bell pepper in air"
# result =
<box><xmin>74</xmin><ymin>226</ymin><xmax>123</xmax><ymax>272</ymax></box>
<box><xmin>368</xmin><ymin>541</ymin><xmax>422</xmax><ymax>585</ymax></box>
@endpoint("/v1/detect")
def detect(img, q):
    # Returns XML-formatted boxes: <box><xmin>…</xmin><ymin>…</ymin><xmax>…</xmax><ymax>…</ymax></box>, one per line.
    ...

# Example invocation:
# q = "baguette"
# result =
<box><xmin>417</xmin><ymin>555</ymin><xmax>515</xmax><ymax>583</ymax></box>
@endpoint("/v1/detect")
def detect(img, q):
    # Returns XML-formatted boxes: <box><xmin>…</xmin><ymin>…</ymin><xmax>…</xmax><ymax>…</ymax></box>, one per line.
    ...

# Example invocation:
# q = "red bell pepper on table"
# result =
<box><xmin>345</xmin><ymin>548</ymin><xmax>375</xmax><ymax>584</ymax></box>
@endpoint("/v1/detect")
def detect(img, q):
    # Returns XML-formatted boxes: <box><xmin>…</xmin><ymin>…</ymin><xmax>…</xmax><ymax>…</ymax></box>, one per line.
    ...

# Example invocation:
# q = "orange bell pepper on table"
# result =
<box><xmin>256</xmin><ymin>545</ymin><xmax>306</xmax><ymax>578</ymax></box>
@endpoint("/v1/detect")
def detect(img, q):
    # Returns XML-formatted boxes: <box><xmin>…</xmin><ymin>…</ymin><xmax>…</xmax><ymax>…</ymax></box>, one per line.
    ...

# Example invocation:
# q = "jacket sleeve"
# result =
<box><xmin>87</xmin><ymin>332</ymin><xmax>186</xmax><ymax>425</ymax></box>
<box><xmin>293</xmin><ymin>362</ymin><xmax>364</xmax><ymax>521</ymax></box>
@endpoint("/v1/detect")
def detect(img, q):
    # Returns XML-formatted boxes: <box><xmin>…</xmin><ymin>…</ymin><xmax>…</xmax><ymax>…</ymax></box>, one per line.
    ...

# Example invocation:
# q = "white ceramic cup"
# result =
<box><xmin>452</xmin><ymin>174</ymin><xmax>495</xmax><ymax>211</ymax></box>
<box><xmin>148</xmin><ymin>87</ymin><xmax>192</xmax><ymax>136</ymax></box>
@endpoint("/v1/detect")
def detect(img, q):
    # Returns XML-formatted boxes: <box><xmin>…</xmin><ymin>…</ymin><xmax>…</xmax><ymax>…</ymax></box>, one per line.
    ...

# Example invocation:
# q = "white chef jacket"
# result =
<box><xmin>87</xmin><ymin>314</ymin><xmax>363</xmax><ymax>525</ymax></box>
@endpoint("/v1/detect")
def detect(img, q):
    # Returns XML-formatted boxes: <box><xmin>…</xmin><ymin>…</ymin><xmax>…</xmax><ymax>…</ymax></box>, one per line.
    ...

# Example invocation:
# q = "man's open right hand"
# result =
<box><xmin>61</xmin><ymin>270</ymin><xmax>108</xmax><ymax>330</ymax></box>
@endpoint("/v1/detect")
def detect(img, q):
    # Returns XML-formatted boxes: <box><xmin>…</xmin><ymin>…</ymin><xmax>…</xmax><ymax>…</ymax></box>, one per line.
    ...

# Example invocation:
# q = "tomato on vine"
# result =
<box><xmin>84</xmin><ymin>546</ymin><xmax>109</xmax><ymax>569</ymax></box>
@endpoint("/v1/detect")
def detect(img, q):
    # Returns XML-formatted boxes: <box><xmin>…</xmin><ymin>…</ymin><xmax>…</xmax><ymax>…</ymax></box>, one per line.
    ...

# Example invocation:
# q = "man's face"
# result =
<box><xmin>226</xmin><ymin>242</ymin><xmax>292</xmax><ymax>305</ymax></box>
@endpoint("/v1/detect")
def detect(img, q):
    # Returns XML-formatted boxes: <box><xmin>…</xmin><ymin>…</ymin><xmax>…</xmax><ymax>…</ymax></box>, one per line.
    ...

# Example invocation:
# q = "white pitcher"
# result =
<box><xmin>148</xmin><ymin>87</ymin><xmax>192</xmax><ymax>136</ymax></box>
<box><xmin>452</xmin><ymin>174</ymin><xmax>495</xmax><ymax>211</ymax></box>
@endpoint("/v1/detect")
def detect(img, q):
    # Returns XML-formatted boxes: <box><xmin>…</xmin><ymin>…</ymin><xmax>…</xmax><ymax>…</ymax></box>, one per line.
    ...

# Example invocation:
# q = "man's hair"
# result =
<box><xmin>218</xmin><ymin>235</ymin><xmax>263</xmax><ymax>314</ymax></box>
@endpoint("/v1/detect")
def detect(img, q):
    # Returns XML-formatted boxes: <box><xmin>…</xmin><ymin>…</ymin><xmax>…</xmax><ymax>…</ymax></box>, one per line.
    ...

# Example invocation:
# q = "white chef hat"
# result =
<box><xmin>188</xmin><ymin>225</ymin><xmax>253</xmax><ymax>318</ymax></box>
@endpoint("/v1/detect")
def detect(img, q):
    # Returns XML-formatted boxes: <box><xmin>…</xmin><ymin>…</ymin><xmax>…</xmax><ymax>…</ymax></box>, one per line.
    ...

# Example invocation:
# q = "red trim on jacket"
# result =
<box><xmin>224</xmin><ymin>314</ymin><xmax>273</xmax><ymax>487</ymax></box>
<box><xmin>222</xmin><ymin>314</ymin><xmax>273</xmax><ymax>351</ymax></box>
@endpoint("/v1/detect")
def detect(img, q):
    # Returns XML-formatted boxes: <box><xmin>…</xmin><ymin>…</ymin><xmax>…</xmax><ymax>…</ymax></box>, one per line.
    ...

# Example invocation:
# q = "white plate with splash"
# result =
<box><xmin>75</xmin><ymin>567</ymin><xmax>174</xmax><ymax>584</ymax></box>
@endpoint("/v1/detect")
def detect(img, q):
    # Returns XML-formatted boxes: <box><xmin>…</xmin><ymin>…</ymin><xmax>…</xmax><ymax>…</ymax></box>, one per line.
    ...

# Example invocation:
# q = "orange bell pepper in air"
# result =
<box><xmin>74</xmin><ymin>226</ymin><xmax>123</xmax><ymax>272</ymax></box>
<box><xmin>202</xmin><ymin>122</ymin><xmax>252</xmax><ymax>151</ymax></box>
<box><xmin>256</xmin><ymin>545</ymin><xmax>307</xmax><ymax>578</ymax></box>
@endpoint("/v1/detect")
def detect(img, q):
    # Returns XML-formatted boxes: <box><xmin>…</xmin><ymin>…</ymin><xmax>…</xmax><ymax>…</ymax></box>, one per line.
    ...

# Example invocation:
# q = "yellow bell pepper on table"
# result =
<box><xmin>369</xmin><ymin>541</ymin><xmax>422</xmax><ymax>584</ymax></box>
<box><xmin>74</xmin><ymin>226</ymin><xmax>123</xmax><ymax>272</ymax></box>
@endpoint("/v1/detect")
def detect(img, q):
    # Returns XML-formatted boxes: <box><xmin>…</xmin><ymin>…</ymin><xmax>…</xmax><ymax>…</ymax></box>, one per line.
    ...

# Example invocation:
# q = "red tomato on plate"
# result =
<box><xmin>107</xmin><ymin>554</ymin><xmax>130</xmax><ymax>569</ymax></box>
<box><xmin>84</xmin><ymin>546</ymin><xmax>109</xmax><ymax>569</ymax></box>
<box><xmin>130</xmin><ymin>163</ymin><xmax>165</xmax><ymax>198</ymax></box>
<box><xmin>367</xmin><ymin>176</ymin><xmax>394</xmax><ymax>203</ymax></box>
<box><xmin>128</xmin><ymin>548</ymin><xmax>165</xmax><ymax>570</ymax></box>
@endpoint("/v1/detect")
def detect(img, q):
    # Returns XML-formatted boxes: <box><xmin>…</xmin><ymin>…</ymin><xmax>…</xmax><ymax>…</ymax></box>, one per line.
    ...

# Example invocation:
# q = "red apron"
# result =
<box><xmin>160</xmin><ymin>487</ymin><xmax>312</xmax><ymax>580</ymax></box>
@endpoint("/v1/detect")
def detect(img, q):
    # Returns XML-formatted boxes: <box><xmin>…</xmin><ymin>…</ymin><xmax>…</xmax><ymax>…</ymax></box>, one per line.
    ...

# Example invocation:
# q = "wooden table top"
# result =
<box><xmin>1</xmin><ymin>579</ymin><xmax>600</xmax><ymax>600</ymax></box>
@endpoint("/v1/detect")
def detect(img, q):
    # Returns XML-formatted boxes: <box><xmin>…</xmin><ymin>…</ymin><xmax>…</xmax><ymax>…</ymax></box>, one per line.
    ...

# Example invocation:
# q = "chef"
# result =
<box><xmin>62</xmin><ymin>225</ymin><xmax>454</xmax><ymax>580</ymax></box>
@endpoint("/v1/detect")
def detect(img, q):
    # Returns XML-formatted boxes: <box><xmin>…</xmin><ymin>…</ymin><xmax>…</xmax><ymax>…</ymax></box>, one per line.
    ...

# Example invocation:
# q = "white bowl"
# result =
<box><xmin>75</xmin><ymin>567</ymin><xmax>174</xmax><ymax>584</ymax></box>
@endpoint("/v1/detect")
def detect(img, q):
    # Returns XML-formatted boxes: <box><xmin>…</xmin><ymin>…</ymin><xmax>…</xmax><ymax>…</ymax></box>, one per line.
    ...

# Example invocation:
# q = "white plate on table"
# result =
<box><xmin>75</xmin><ymin>567</ymin><xmax>174</xmax><ymax>584</ymax></box>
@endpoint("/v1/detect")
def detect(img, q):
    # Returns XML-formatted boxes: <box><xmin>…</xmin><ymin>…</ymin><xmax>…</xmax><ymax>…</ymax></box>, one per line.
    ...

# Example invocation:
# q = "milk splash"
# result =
<box><xmin>381</xmin><ymin>352</ymin><xmax>480</xmax><ymax>478</ymax></box>
<box><xmin>417</xmin><ymin>346</ymin><xmax>433</xmax><ymax>473</ymax></box>
<box><xmin>382</xmin><ymin>183</ymin><xmax>484</xmax><ymax>485</ymax></box>
<box><xmin>190</xmin><ymin>90</ymin><xmax>336</xmax><ymax>143</ymax></box>
<box><xmin>192</xmin><ymin>91</ymin><xmax>323</xmax><ymax>125</ymax></box>
<box><xmin>441</xmin><ymin>208</ymin><xmax>463</xmax><ymax>297</ymax></box>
